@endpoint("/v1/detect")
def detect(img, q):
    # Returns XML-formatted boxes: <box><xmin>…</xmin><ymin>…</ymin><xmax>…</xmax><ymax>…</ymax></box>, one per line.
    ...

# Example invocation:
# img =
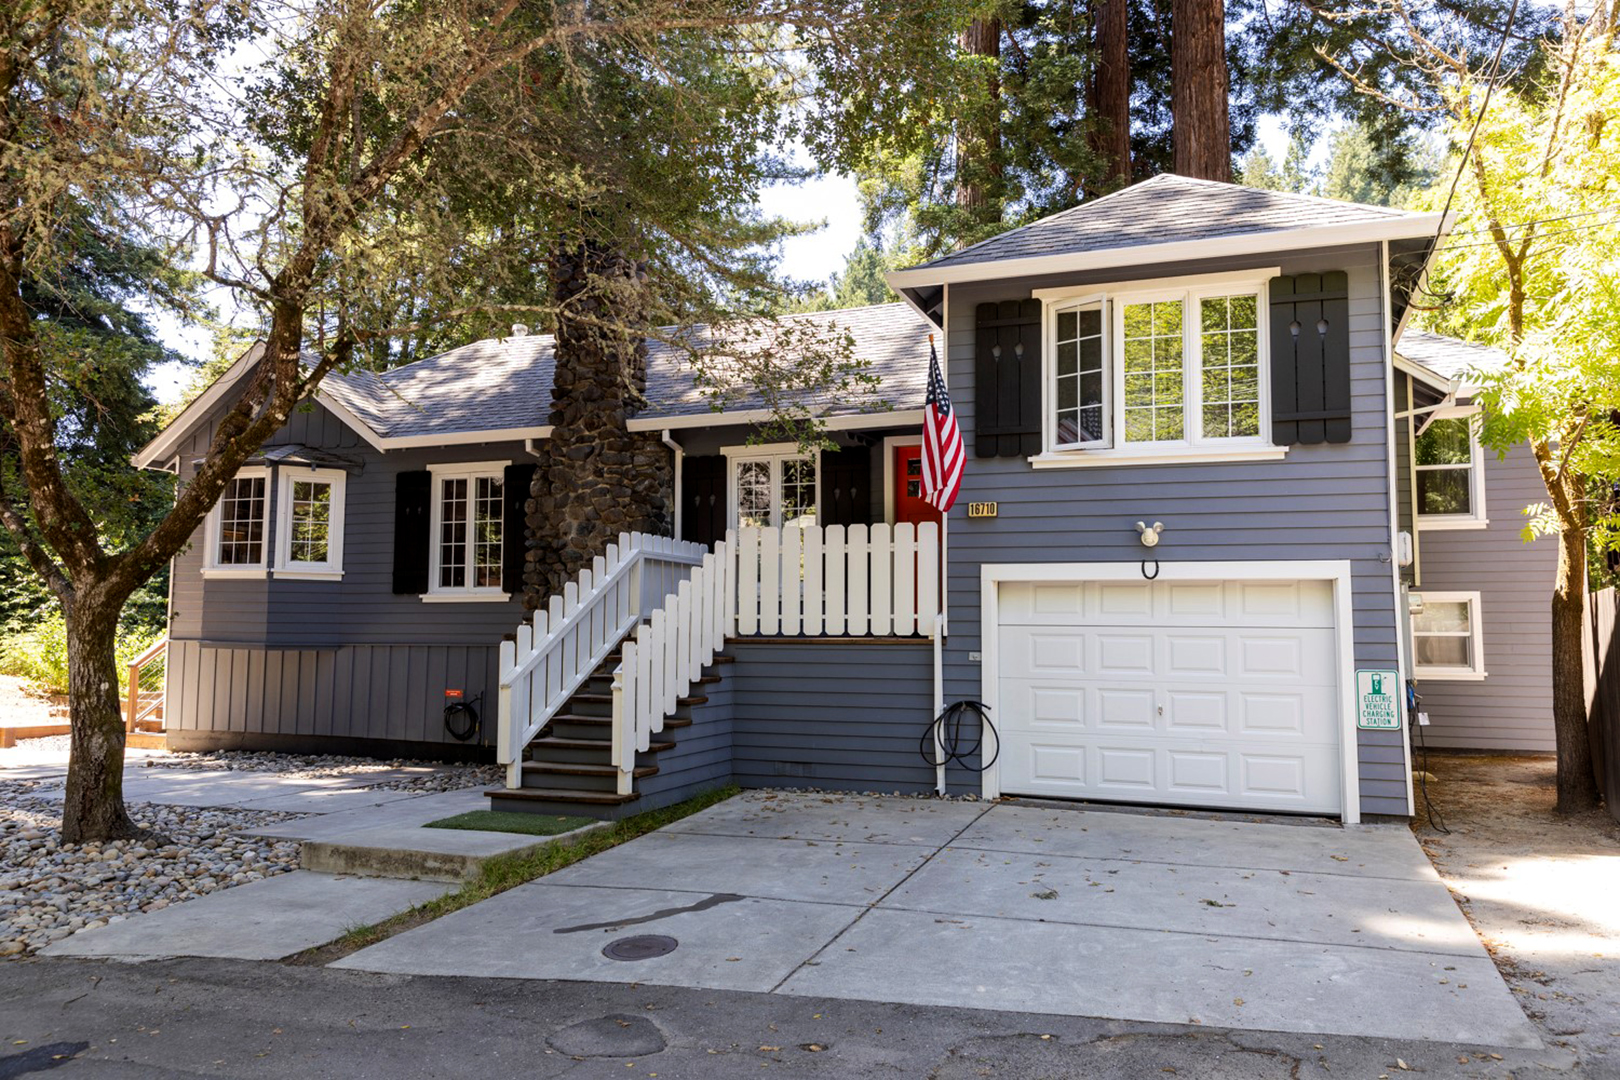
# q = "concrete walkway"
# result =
<box><xmin>334</xmin><ymin>791</ymin><xmax>1540</xmax><ymax>1048</ymax></box>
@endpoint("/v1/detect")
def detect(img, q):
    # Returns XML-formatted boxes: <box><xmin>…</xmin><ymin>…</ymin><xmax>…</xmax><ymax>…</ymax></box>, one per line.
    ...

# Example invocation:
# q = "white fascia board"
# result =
<box><xmin>376</xmin><ymin>425</ymin><xmax>553</xmax><ymax>449</ymax></box>
<box><xmin>885</xmin><ymin>214</ymin><xmax>1450</xmax><ymax>291</ymax></box>
<box><xmin>131</xmin><ymin>348</ymin><xmax>261</xmax><ymax>469</ymax></box>
<box><xmin>310</xmin><ymin>389</ymin><xmax>389</xmax><ymax>452</ymax></box>
<box><xmin>1391</xmin><ymin>354</ymin><xmax>1455</xmax><ymax>398</ymax></box>
<box><xmin>627</xmin><ymin>408</ymin><xmax>925</xmax><ymax>433</ymax></box>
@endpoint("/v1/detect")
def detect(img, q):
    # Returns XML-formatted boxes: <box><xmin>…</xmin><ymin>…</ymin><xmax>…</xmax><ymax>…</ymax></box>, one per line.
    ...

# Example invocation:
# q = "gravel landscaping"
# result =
<box><xmin>0</xmin><ymin>782</ymin><xmax>302</xmax><ymax>957</ymax></box>
<box><xmin>133</xmin><ymin>747</ymin><xmax>504</xmax><ymax>791</ymax></box>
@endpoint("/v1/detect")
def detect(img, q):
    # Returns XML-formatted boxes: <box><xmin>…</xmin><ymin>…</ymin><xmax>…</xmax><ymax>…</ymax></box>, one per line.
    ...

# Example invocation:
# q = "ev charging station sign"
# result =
<box><xmin>1356</xmin><ymin>669</ymin><xmax>1401</xmax><ymax>730</ymax></box>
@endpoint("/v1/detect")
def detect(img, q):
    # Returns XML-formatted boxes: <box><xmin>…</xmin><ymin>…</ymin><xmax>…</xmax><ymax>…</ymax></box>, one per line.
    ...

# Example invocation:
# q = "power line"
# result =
<box><xmin>1427</xmin><ymin>0</ymin><xmax>1524</xmax><ymax>256</ymax></box>
<box><xmin>1442</xmin><ymin>202</ymin><xmax>1620</xmax><ymax>238</ymax></box>
<box><xmin>1438</xmin><ymin>216</ymin><xmax>1620</xmax><ymax>251</ymax></box>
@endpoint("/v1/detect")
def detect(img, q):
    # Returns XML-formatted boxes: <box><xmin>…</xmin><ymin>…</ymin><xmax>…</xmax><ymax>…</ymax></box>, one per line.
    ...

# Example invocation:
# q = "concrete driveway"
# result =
<box><xmin>335</xmin><ymin>791</ymin><xmax>1539</xmax><ymax>1048</ymax></box>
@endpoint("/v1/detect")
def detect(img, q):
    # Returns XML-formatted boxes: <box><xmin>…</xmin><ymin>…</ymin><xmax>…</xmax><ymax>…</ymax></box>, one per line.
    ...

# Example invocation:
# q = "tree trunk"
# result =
<box><xmin>1551</xmin><ymin>494</ymin><xmax>1601</xmax><ymax>814</ymax></box>
<box><xmin>955</xmin><ymin>16</ymin><xmax>1003</xmax><ymax>239</ymax></box>
<box><xmin>60</xmin><ymin>599</ymin><xmax>140</xmax><ymax>843</ymax></box>
<box><xmin>1170</xmin><ymin>0</ymin><xmax>1232</xmax><ymax>182</ymax></box>
<box><xmin>1087</xmin><ymin>0</ymin><xmax>1132</xmax><ymax>187</ymax></box>
<box><xmin>525</xmin><ymin>238</ymin><xmax>673</xmax><ymax>604</ymax></box>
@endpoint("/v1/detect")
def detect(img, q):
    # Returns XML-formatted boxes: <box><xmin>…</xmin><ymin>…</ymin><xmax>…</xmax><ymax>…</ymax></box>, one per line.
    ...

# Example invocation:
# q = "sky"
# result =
<box><xmin>143</xmin><ymin>115</ymin><xmax>1307</xmax><ymax>406</ymax></box>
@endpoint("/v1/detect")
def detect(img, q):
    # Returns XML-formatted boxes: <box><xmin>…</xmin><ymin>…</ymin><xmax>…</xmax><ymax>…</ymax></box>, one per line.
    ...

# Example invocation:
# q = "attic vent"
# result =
<box><xmin>511</xmin><ymin>323</ymin><xmax>530</xmax><ymax>337</ymax></box>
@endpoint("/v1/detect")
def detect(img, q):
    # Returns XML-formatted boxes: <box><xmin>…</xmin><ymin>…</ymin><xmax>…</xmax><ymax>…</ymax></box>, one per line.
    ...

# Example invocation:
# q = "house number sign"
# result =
<box><xmin>1355</xmin><ymin>669</ymin><xmax>1401</xmax><ymax>730</ymax></box>
<box><xmin>967</xmin><ymin>502</ymin><xmax>998</xmax><ymax>519</ymax></box>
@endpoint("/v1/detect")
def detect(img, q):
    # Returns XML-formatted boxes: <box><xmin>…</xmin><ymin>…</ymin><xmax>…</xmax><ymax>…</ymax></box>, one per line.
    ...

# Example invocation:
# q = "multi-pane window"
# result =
<box><xmin>1416</xmin><ymin>417</ymin><xmax>1478</xmax><ymax>519</ymax></box>
<box><xmin>1054</xmin><ymin>306</ymin><xmax>1105</xmax><ymax>446</ymax></box>
<box><xmin>1412</xmin><ymin>592</ymin><xmax>1485</xmax><ymax>678</ymax></box>
<box><xmin>736</xmin><ymin>459</ymin><xmax>773</xmax><ymax>528</ymax></box>
<box><xmin>728</xmin><ymin>449</ymin><xmax>817</xmax><ymax>530</ymax></box>
<box><xmin>434</xmin><ymin>471</ymin><xmax>504</xmax><ymax>593</ymax></box>
<box><xmin>1199</xmin><ymin>295</ymin><xmax>1262</xmax><ymax>439</ymax></box>
<box><xmin>275</xmin><ymin>468</ymin><xmax>345</xmax><ymax>576</ymax></box>
<box><xmin>1121</xmin><ymin>300</ymin><xmax>1185</xmax><ymax>443</ymax></box>
<box><xmin>1045</xmin><ymin>279</ymin><xmax>1271</xmax><ymax>456</ymax></box>
<box><xmin>214</xmin><ymin>473</ymin><xmax>267</xmax><ymax>567</ymax></box>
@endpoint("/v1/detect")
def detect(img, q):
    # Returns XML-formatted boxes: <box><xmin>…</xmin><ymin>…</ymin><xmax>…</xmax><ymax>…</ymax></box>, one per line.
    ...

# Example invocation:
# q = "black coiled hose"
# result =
<box><xmin>921</xmin><ymin>700</ymin><xmax>1000</xmax><ymax>772</ymax></box>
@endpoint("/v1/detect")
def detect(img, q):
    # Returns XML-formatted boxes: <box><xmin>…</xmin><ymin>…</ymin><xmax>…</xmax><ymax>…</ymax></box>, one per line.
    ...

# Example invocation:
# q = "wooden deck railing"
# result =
<box><xmin>734</xmin><ymin>522</ymin><xmax>941</xmax><ymax>638</ymax></box>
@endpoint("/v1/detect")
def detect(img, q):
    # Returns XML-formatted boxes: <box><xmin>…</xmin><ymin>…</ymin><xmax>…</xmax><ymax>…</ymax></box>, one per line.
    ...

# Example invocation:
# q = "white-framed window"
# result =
<box><xmin>274</xmin><ymin>468</ymin><xmax>346</xmax><ymax>579</ymax></box>
<box><xmin>723</xmin><ymin>444</ymin><xmax>818</xmax><ymax>530</ymax></box>
<box><xmin>1412</xmin><ymin>591</ymin><xmax>1487</xmax><ymax>680</ymax></box>
<box><xmin>1415</xmin><ymin>410</ymin><xmax>1488</xmax><ymax>529</ymax></box>
<box><xmin>426</xmin><ymin>461</ymin><xmax>508</xmax><ymax>601</ymax></box>
<box><xmin>1036</xmin><ymin>270</ymin><xmax>1279</xmax><ymax>468</ymax></box>
<box><xmin>202</xmin><ymin>467</ymin><xmax>269</xmax><ymax>577</ymax></box>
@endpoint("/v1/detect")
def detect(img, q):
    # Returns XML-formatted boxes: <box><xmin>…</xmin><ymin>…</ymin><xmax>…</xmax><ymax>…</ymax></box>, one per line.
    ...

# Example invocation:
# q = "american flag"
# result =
<box><xmin>921</xmin><ymin>339</ymin><xmax>963</xmax><ymax>514</ymax></box>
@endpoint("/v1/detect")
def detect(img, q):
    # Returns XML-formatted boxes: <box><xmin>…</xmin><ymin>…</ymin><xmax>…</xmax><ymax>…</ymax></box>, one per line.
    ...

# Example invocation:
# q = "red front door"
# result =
<box><xmin>894</xmin><ymin>444</ymin><xmax>943</xmax><ymax>527</ymax></box>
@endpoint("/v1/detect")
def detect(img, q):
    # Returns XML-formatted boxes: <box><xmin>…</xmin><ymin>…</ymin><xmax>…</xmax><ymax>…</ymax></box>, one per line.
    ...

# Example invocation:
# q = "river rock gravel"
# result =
<box><xmin>0</xmin><ymin>783</ymin><xmax>302</xmax><ymax>958</ymax></box>
<box><xmin>133</xmin><ymin>748</ymin><xmax>503</xmax><ymax>791</ymax></box>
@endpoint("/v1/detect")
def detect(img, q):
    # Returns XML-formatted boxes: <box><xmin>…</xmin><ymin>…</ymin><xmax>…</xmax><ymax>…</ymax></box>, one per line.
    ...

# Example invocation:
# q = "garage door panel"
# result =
<box><xmin>999</xmin><ymin>579</ymin><xmax>1334</xmax><ymax>629</ymax></box>
<box><xmin>997</xmin><ymin>576</ymin><xmax>1343</xmax><ymax>815</ymax></box>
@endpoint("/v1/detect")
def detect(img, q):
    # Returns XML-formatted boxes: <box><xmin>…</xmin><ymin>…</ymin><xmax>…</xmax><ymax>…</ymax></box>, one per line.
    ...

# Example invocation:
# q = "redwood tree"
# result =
<box><xmin>1171</xmin><ymin>0</ymin><xmax>1232</xmax><ymax>181</ymax></box>
<box><xmin>1087</xmin><ymin>0</ymin><xmax>1132</xmax><ymax>184</ymax></box>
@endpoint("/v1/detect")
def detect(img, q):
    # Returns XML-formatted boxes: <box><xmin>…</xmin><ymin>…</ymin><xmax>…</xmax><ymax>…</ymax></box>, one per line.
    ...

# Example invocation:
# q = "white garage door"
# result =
<box><xmin>996</xmin><ymin>577</ymin><xmax>1342</xmax><ymax>814</ymax></box>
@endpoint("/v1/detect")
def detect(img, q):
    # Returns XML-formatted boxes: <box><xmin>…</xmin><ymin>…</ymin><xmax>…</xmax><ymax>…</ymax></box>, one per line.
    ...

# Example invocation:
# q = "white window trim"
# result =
<box><xmin>273</xmin><ymin>467</ymin><xmax>346</xmax><ymax>580</ymax></box>
<box><xmin>722</xmin><ymin>443</ymin><xmax>822</xmax><ymax>531</ymax></box>
<box><xmin>1415</xmin><ymin>407</ymin><xmax>1489</xmax><ymax>531</ymax></box>
<box><xmin>1412</xmin><ymin>590</ymin><xmax>1487</xmax><ymax>681</ymax></box>
<box><xmin>201</xmin><ymin>466</ymin><xmax>270</xmax><ymax>578</ymax></box>
<box><xmin>1033</xmin><ymin>270</ymin><xmax>1278</xmax><ymax>468</ymax></box>
<box><xmin>425</xmin><ymin>460</ymin><xmax>511</xmax><ymax>601</ymax></box>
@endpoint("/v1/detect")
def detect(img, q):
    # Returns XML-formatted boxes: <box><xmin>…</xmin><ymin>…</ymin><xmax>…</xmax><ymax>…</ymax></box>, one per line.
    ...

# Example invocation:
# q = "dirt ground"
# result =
<box><xmin>0</xmin><ymin>675</ymin><xmax>56</xmax><ymax>727</ymax></box>
<box><xmin>1415</xmin><ymin>752</ymin><xmax>1620</xmax><ymax>1077</ymax></box>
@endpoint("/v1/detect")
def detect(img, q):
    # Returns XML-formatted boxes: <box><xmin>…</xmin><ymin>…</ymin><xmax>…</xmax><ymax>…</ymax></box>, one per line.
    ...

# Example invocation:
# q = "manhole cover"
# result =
<box><xmin>602</xmin><ymin>934</ymin><xmax>678</xmax><ymax>961</ymax></box>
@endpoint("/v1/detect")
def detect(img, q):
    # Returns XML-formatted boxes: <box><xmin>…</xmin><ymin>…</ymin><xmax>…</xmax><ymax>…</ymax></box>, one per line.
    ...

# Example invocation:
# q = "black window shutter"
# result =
<box><xmin>821</xmin><ymin>445</ymin><xmax>872</xmax><ymax>527</ymax></box>
<box><xmin>501</xmin><ymin>463</ymin><xmax>536</xmax><ymax>595</ymax></box>
<box><xmin>681</xmin><ymin>455</ymin><xmax>727</xmax><ymax>547</ymax></box>
<box><xmin>391</xmin><ymin>470</ymin><xmax>432</xmax><ymax>595</ymax></box>
<box><xmin>973</xmin><ymin>300</ymin><xmax>1042</xmax><ymax>458</ymax></box>
<box><xmin>1270</xmin><ymin>272</ymin><xmax>1352</xmax><ymax>445</ymax></box>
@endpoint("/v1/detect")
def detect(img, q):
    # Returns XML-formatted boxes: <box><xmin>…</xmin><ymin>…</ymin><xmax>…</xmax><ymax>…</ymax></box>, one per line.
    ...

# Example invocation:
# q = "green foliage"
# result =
<box><xmin>0</xmin><ymin>608</ymin><xmax>166</xmax><ymax>697</ymax></box>
<box><xmin>1419</xmin><ymin>16</ymin><xmax>1620</xmax><ymax>550</ymax></box>
<box><xmin>786</xmin><ymin>240</ymin><xmax>901</xmax><ymax>313</ymax></box>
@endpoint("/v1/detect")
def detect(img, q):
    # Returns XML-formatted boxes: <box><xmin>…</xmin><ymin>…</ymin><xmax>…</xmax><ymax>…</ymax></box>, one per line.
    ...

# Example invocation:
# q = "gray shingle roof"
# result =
<box><xmin>1394</xmin><ymin>330</ymin><xmax>1508</xmax><ymax>394</ymax></box>
<box><xmin>909</xmin><ymin>174</ymin><xmax>1424</xmax><ymax>273</ymax></box>
<box><xmin>314</xmin><ymin>302</ymin><xmax>931</xmax><ymax>440</ymax></box>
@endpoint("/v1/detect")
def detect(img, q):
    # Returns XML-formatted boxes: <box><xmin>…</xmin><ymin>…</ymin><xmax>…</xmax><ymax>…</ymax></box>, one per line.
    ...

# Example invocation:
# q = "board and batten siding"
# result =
<box><xmin>1414</xmin><ymin>443</ymin><xmax>1556</xmax><ymax>752</ymax></box>
<box><xmin>165</xmin><ymin>398</ymin><xmax>531</xmax><ymax>751</ymax></box>
<box><xmin>941</xmin><ymin>245</ymin><xmax>1411</xmax><ymax>816</ymax></box>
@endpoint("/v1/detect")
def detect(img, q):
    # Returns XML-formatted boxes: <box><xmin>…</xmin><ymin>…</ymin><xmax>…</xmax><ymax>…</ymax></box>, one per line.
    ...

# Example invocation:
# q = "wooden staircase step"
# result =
<box><xmin>569</xmin><ymin>692</ymin><xmax>708</xmax><ymax>708</ymax></box>
<box><xmin>531</xmin><ymin>735</ymin><xmax>675</xmax><ymax>753</ymax></box>
<box><xmin>523</xmin><ymin>761</ymin><xmax>658</xmax><ymax>780</ymax></box>
<box><xmin>550</xmin><ymin>714</ymin><xmax>692</xmax><ymax>730</ymax></box>
<box><xmin>485</xmin><ymin>786</ymin><xmax>638</xmax><ymax>806</ymax></box>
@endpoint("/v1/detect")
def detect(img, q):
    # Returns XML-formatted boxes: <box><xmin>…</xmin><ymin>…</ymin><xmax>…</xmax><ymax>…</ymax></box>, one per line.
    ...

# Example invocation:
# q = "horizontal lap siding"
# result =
<box><xmin>942</xmin><ymin>247</ymin><xmax>1409</xmax><ymax>816</ymax></box>
<box><xmin>1415</xmin><ymin>443</ymin><xmax>1556</xmax><ymax>751</ymax></box>
<box><xmin>634</xmin><ymin>678</ymin><xmax>735</xmax><ymax>810</ymax></box>
<box><xmin>166</xmin><ymin>640</ymin><xmax>500</xmax><ymax>750</ymax></box>
<box><xmin>728</xmin><ymin>643</ymin><xmax>961</xmax><ymax>792</ymax></box>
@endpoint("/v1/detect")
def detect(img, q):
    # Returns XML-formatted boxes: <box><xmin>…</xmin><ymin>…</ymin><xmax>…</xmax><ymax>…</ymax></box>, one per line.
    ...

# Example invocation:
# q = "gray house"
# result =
<box><xmin>136</xmin><ymin>174</ymin><xmax>1554</xmax><ymax>822</ymax></box>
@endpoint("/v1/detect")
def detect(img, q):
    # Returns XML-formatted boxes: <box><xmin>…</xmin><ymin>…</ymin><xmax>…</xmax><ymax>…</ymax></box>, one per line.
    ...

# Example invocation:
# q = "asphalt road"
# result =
<box><xmin>0</xmin><ymin>957</ymin><xmax>1590</xmax><ymax>1079</ymax></box>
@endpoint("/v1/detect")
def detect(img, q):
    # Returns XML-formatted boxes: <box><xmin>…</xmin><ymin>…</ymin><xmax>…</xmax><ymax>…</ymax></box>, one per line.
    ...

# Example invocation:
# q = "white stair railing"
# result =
<box><xmin>734</xmin><ymin>522</ymin><xmax>940</xmax><ymax>639</ymax></box>
<box><xmin>610</xmin><ymin>538</ymin><xmax>734</xmax><ymax>795</ymax></box>
<box><xmin>497</xmin><ymin>532</ymin><xmax>708</xmax><ymax>788</ymax></box>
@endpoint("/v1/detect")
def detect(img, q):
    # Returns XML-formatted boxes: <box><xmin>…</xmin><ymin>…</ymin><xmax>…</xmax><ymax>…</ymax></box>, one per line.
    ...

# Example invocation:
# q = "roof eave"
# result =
<box><xmin>885</xmin><ymin>214</ymin><xmax>1450</xmax><ymax>291</ymax></box>
<box><xmin>628</xmin><ymin>408</ymin><xmax>925</xmax><ymax>433</ymax></box>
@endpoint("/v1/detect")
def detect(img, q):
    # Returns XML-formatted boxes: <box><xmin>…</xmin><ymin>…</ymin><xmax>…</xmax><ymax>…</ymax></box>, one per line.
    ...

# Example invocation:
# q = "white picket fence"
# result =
<box><xmin>496</xmin><ymin>532</ymin><xmax>708</xmax><ymax>787</ymax></box>
<box><xmin>610</xmin><ymin>539</ymin><xmax>735</xmax><ymax>794</ymax></box>
<box><xmin>734</xmin><ymin>522</ymin><xmax>941</xmax><ymax>638</ymax></box>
